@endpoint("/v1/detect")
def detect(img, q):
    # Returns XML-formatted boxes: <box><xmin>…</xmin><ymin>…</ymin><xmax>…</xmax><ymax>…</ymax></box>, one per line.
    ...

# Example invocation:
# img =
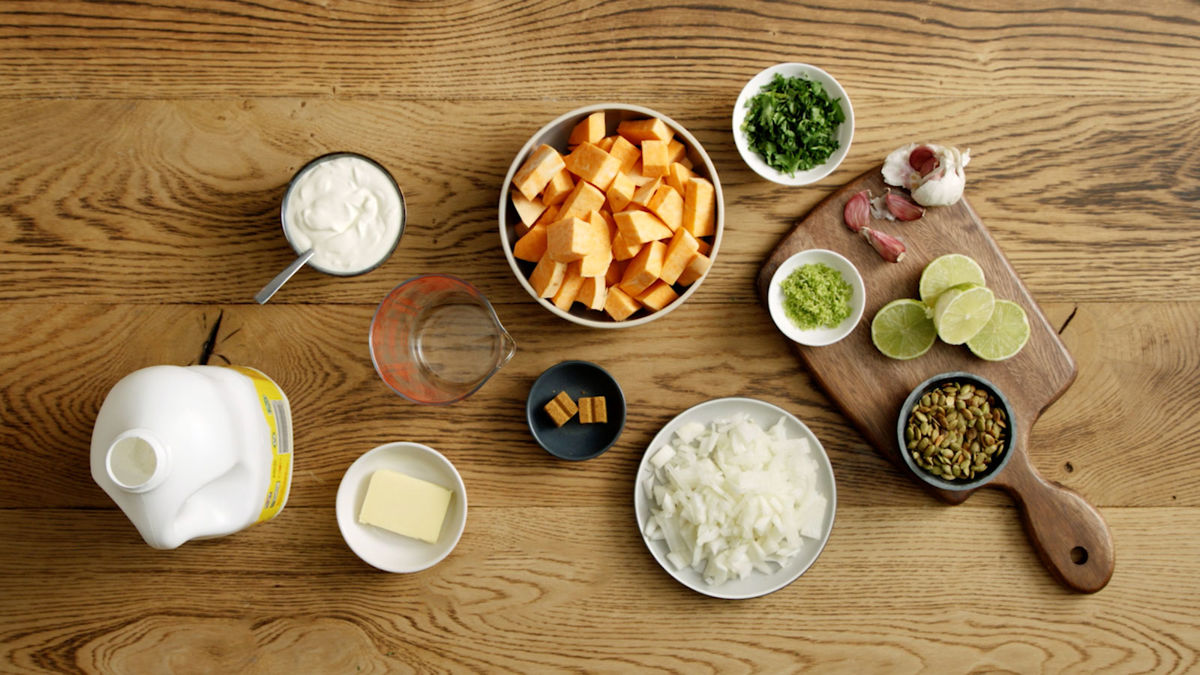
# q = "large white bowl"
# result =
<box><xmin>336</xmin><ymin>442</ymin><xmax>467</xmax><ymax>573</ymax></box>
<box><xmin>732</xmin><ymin>63</ymin><xmax>854</xmax><ymax>186</ymax></box>
<box><xmin>634</xmin><ymin>397</ymin><xmax>837</xmax><ymax>599</ymax></box>
<box><xmin>767</xmin><ymin>248</ymin><xmax>866</xmax><ymax>346</ymax></box>
<box><xmin>499</xmin><ymin>103</ymin><xmax>724</xmax><ymax>329</ymax></box>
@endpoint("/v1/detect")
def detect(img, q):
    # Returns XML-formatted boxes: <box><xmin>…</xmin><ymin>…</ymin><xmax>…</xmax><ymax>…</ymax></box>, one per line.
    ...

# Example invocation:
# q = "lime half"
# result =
<box><xmin>919</xmin><ymin>254</ymin><xmax>986</xmax><ymax>306</ymax></box>
<box><xmin>967</xmin><ymin>300</ymin><xmax>1030</xmax><ymax>361</ymax></box>
<box><xmin>932</xmin><ymin>284</ymin><xmax>995</xmax><ymax>345</ymax></box>
<box><xmin>872</xmin><ymin>299</ymin><xmax>937</xmax><ymax>360</ymax></box>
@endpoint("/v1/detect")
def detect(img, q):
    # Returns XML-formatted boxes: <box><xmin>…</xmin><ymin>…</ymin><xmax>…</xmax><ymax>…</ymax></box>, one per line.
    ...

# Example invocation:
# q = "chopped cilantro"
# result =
<box><xmin>741</xmin><ymin>73</ymin><xmax>845</xmax><ymax>176</ymax></box>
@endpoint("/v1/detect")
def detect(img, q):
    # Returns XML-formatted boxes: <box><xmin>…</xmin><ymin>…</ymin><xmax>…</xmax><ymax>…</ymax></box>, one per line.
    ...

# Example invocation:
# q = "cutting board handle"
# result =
<box><xmin>991</xmin><ymin>439</ymin><xmax>1115</xmax><ymax>593</ymax></box>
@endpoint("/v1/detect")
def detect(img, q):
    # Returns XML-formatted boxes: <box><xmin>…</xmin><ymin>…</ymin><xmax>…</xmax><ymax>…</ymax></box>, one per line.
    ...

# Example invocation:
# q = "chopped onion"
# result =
<box><xmin>641</xmin><ymin>413</ymin><xmax>828</xmax><ymax>586</ymax></box>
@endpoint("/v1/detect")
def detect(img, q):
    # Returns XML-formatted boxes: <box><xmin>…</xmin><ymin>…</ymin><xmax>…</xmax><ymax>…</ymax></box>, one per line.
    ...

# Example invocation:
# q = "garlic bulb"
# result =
<box><xmin>881</xmin><ymin>143</ymin><xmax>971</xmax><ymax>207</ymax></box>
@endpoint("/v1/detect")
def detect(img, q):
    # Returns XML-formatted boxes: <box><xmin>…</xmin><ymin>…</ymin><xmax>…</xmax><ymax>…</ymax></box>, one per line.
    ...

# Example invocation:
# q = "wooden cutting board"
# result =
<box><xmin>756</xmin><ymin>165</ymin><xmax>1115</xmax><ymax>593</ymax></box>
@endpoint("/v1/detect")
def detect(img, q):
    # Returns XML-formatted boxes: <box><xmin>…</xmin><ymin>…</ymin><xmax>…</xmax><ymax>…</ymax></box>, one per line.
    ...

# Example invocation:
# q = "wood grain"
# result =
<box><xmin>2</xmin><ymin>0</ymin><xmax>1199</xmax><ymax>671</ymax></box>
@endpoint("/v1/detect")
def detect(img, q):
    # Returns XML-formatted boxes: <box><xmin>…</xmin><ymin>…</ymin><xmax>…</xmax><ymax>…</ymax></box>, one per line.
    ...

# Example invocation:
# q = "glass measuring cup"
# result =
<box><xmin>369</xmin><ymin>275</ymin><xmax>516</xmax><ymax>404</ymax></box>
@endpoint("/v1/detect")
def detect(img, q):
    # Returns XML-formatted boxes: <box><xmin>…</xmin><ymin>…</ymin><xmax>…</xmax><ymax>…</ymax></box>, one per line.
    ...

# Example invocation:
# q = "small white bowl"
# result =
<box><xmin>732</xmin><ymin>63</ymin><xmax>854</xmax><ymax>186</ymax></box>
<box><xmin>767</xmin><ymin>249</ymin><xmax>865</xmax><ymax>346</ymax></box>
<box><xmin>336</xmin><ymin>442</ymin><xmax>467</xmax><ymax>573</ymax></box>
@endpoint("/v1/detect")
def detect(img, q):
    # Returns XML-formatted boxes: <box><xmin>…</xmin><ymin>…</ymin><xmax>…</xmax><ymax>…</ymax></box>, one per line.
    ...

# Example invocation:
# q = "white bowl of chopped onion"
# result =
<box><xmin>635</xmin><ymin>397</ymin><xmax>836</xmax><ymax>599</ymax></box>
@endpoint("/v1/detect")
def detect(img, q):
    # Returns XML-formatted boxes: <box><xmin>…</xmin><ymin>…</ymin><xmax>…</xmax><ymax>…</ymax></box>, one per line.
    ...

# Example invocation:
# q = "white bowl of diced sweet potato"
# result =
<box><xmin>500</xmin><ymin>104</ymin><xmax>724</xmax><ymax>328</ymax></box>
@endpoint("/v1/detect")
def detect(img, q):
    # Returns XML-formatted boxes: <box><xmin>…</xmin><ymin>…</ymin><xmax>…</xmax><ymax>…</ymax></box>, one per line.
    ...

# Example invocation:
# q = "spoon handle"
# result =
<box><xmin>254</xmin><ymin>249</ymin><xmax>315</xmax><ymax>304</ymax></box>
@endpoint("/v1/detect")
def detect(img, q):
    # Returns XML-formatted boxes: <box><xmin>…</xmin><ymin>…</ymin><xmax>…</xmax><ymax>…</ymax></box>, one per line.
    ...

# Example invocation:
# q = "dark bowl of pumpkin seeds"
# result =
<box><xmin>896</xmin><ymin>372</ymin><xmax>1016</xmax><ymax>491</ymax></box>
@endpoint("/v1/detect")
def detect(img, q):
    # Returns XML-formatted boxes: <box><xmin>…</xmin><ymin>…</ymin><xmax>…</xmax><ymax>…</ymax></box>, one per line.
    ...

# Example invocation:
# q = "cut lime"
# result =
<box><xmin>919</xmin><ymin>254</ymin><xmax>985</xmax><ymax>306</ymax></box>
<box><xmin>967</xmin><ymin>300</ymin><xmax>1030</xmax><ymax>361</ymax></box>
<box><xmin>871</xmin><ymin>299</ymin><xmax>937</xmax><ymax>360</ymax></box>
<box><xmin>932</xmin><ymin>284</ymin><xmax>995</xmax><ymax>345</ymax></box>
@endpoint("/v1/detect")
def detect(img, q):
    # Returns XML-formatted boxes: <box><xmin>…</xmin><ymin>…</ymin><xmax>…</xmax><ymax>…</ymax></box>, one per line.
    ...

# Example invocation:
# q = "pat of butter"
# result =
<box><xmin>358</xmin><ymin>469</ymin><xmax>453</xmax><ymax>544</ymax></box>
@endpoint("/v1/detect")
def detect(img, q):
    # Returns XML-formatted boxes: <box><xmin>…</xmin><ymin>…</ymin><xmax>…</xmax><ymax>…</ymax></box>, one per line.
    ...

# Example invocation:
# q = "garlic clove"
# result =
<box><xmin>884</xmin><ymin>191</ymin><xmax>926</xmax><ymax>221</ymax></box>
<box><xmin>862</xmin><ymin>227</ymin><xmax>906</xmax><ymax>263</ymax></box>
<box><xmin>843</xmin><ymin>190</ymin><xmax>871</xmax><ymax>232</ymax></box>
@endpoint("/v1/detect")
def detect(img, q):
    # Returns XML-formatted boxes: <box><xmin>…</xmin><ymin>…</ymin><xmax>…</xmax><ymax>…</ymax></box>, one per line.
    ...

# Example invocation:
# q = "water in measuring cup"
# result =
<box><xmin>413</xmin><ymin>299</ymin><xmax>506</xmax><ymax>389</ymax></box>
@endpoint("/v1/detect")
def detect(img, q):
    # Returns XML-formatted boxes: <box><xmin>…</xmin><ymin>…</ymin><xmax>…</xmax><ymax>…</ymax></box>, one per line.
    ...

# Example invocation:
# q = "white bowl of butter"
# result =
<box><xmin>282</xmin><ymin>152</ymin><xmax>406</xmax><ymax>276</ymax></box>
<box><xmin>336</xmin><ymin>442</ymin><xmax>467</xmax><ymax>573</ymax></box>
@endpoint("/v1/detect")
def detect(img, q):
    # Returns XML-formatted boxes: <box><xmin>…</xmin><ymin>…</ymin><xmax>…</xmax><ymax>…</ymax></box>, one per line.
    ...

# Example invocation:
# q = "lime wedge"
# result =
<box><xmin>932</xmin><ymin>284</ymin><xmax>995</xmax><ymax>345</ymax></box>
<box><xmin>871</xmin><ymin>299</ymin><xmax>937</xmax><ymax>360</ymax></box>
<box><xmin>919</xmin><ymin>254</ymin><xmax>986</xmax><ymax>306</ymax></box>
<box><xmin>967</xmin><ymin>300</ymin><xmax>1030</xmax><ymax>361</ymax></box>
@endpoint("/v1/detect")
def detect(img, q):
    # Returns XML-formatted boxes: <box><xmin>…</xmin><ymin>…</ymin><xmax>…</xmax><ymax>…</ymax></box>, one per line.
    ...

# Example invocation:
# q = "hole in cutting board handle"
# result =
<box><xmin>1071</xmin><ymin>546</ymin><xmax>1089</xmax><ymax>565</ymax></box>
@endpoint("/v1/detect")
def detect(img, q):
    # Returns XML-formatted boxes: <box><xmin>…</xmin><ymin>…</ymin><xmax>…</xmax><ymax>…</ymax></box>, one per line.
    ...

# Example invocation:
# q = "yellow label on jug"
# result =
<box><xmin>226</xmin><ymin>366</ymin><xmax>293</xmax><ymax>523</ymax></box>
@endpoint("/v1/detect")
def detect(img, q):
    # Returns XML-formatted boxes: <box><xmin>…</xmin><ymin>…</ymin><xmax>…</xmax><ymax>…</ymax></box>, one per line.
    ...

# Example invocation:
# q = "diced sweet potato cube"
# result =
<box><xmin>646</xmin><ymin>183</ymin><xmax>684</xmax><ymax>231</ymax></box>
<box><xmin>513</xmin><ymin>223</ymin><xmax>549</xmax><ymax>262</ymax></box>
<box><xmin>604</xmin><ymin>286</ymin><xmax>641</xmax><ymax>321</ymax></box>
<box><xmin>577</xmin><ymin>276</ymin><xmax>608</xmax><ymax>311</ymax></box>
<box><xmin>533</xmin><ymin>204</ymin><xmax>561</xmax><ymax>229</ymax></box>
<box><xmin>598</xmin><ymin>208</ymin><xmax>618</xmax><ymax>239</ymax></box>
<box><xmin>611</xmin><ymin>232</ymin><xmax>642</xmax><ymax>262</ymax></box>
<box><xmin>641</xmin><ymin>139</ymin><xmax>670</xmax><ymax>178</ymax></box>
<box><xmin>676</xmin><ymin>252</ymin><xmax>712</xmax><ymax>286</ymax></box>
<box><xmin>512</xmin><ymin>191</ymin><xmax>547</xmax><ymax>227</ymax></box>
<box><xmin>626</xmin><ymin>160</ymin><xmax>655</xmax><ymax>187</ymax></box>
<box><xmin>558</xmin><ymin>180</ymin><xmax>606</xmax><ymax>221</ymax></box>
<box><xmin>614</xmin><ymin>210</ymin><xmax>673</xmax><ymax>245</ymax></box>
<box><xmin>605</xmin><ymin>259</ymin><xmax>628</xmax><ymax>287</ymax></box>
<box><xmin>666</xmin><ymin>139</ymin><xmax>687</xmax><ymax>164</ymax></box>
<box><xmin>660</xmin><ymin>227</ymin><xmax>701</xmax><ymax>285</ymax></box>
<box><xmin>547</xmin><ymin>216</ymin><xmax>607</xmax><ymax>263</ymax></box>
<box><xmin>630</xmin><ymin>177</ymin><xmax>662</xmax><ymax>209</ymax></box>
<box><xmin>666</xmin><ymin>162</ymin><xmax>696</xmax><ymax>194</ymax></box>
<box><xmin>530</xmin><ymin>252</ymin><xmax>567</xmax><ymax>298</ymax></box>
<box><xmin>564</xmin><ymin>142</ymin><xmax>621</xmax><ymax>191</ymax></box>
<box><xmin>620</xmin><ymin>240</ymin><xmax>666</xmax><ymax>296</ymax></box>
<box><xmin>696</xmin><ymin>237</ymin><xmax>712</xmax><ymax>256</ymax></box>
<box><xmin>636</xmin><ymin>280</ymin><xmax>680</xmax><ymax>311</ymax></box>
<box><xmin>568</xmin><ymin>111</ymin><xmax>605</xmax><ymax>147</ymax></box>
<box><xmin>552</xmin><ymin>260</ymin><xmax>585</xmax><ymax>310</ymax></box>
<box><xmin>606</xmin><ymin>172</ymin><xmax>636</xmax><ymax>213</ymax></box>
<box><xmin>679</xmin><ymin>156</ymin><xmax>694</xmax><ymax>170</ymax></box>
<box><xmin>513</xmin><ymin>144</ymin><xmax>566</xmax><ymax>201</ymax></box>
<box><xmin>579</xmin><ymin>219</ymin><xmax>613</xmax><ymax>276</ymax></box>
<box><xmin>683</xmin><ymin>177</ymin><xmax>716</xmax><ymax>237</ymax></box>
<box><xmin>542</xmin><ymin>169</ymin><xmax>575</xmax><ymax>206</ymax></box>
<box><xmin>608</xmin><ymin>136</ymin><xmax>640</xmax><ymax>174</ymax></box>
<box><xmin>617</xmin><ymin>118</ymin><xmax>673</xmax><ymax>143</ymax></box>
<box><xmin>596</xmin><ymin>136</ymin><xmax>615</xmax><ymax>152</ymax></box>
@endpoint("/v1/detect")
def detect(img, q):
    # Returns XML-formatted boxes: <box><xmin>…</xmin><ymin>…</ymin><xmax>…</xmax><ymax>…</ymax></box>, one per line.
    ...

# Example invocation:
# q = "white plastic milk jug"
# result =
<box><xmin>90</xmin><ymin>365</ymin><xmax>294</xmax><ymax>549</ymax></box>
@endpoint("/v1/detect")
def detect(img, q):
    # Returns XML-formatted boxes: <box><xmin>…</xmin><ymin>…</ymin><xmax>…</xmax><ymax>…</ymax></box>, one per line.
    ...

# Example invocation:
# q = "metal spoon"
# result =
<box><xmin>254</xmin><ymin>248</ymin><xmax>315</xmax><ymax>304</ymax></box>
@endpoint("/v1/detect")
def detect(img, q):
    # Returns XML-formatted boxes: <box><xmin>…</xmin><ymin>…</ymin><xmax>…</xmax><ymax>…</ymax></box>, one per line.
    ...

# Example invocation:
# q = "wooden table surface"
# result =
<box><xmin>2</xmin><ymin>1</ymin><xmax>1198</xmax><ymax>672</ymax></box>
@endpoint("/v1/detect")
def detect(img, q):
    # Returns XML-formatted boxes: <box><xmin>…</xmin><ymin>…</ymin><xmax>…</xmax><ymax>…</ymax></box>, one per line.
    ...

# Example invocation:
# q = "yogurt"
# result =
<box><xmin>283</xmin><ymin>154</ymin><xmax>404</xmax><ymax>275</ymax></box>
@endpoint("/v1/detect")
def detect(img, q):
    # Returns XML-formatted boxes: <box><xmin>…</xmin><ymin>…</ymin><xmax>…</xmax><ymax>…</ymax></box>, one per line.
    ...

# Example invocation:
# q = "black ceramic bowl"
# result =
<box><xmin>896</xmin><ymin>371</ymin><xmax>1016</xmax><ymax>491</ymax></box>
<box><xmin>526</xmin><ymin>361</ymin><xmax>626</xmax><ymax>461</ymax></box>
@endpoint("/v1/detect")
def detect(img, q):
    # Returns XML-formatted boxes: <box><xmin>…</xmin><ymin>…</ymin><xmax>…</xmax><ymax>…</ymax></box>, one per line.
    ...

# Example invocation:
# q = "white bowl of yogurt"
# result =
<box><xmin>281</xmin><ymin>152</ymin><xmax>406</xmax><ymax>276</ymax></box>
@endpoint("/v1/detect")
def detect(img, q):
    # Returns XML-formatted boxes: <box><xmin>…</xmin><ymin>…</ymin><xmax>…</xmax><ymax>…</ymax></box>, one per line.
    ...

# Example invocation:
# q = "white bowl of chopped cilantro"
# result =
<box><xmin>733</xmin><ymin>63</ymin><xmax>854</xmax><ymax>186</ymax></box>
<box><xmin>767</xmin><ymin>249</ymin><xmax>865</xmax><ymax>346</ymax></box>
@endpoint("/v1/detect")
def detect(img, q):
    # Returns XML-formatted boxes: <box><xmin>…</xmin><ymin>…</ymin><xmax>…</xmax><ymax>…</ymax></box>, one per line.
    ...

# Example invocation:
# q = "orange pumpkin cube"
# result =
<box><xmin>636</xmin><ymin>280</ymin><xmax>680</xmax><ymax>311</ymax></box>
<box><xmin>646</xmin><ymin>183</ymin><xmax>684</xmax><ymax>231</ymax></box>
<box><xmin>666</xmin><ymin>162</ymin><xmax>696</xmax><ymax>194</ymax></box>
<box><xmin>619</xmin><ymin>240</ymin><xmax>667</xmax><ymax>296</ymax></box>
<box><xmin>558</xmin><ymin>180</ymin><xmax>606</xmax><ymax>221</ymax></box>
<box><xmin>683</xmin><ymin>177</ymin><xmax>716</xmax><ymax>237</ymax></box>
<box><xmin>530</xmin><ymin>252</ymin><xmax>567</xmax><ymax>298</ymax></box>
<box><xmin>577</xmin><ymin>276</ymin><xmax>608</xmax><ymax>311</ymax></box>
<box><xmin>552</xmin><ymin>260</ymin><xmax>586</xmax><ymax>310</ymax></box>
<box><xmin>614</xmin><ymin>210</ymin><xmax>672</xmax><ymax>245</ymax></box>
<box><xmin>660</xmin><ymin>227</ymin><xmax>701</xmax><ymax>285</ymax></box>
<box><xmin>513</xmin><ymin>223</ymin><xmax>549</xmax><ymax>262</ymax></box>
<box><xmin>541</xmin><ymin>169</ymin><xmax>575</xmax><ymax>206</ymax></box>
<box><xmin>617</xmin><ymin>118</ymin><xmax>673</xmax><ymax>143</ymax></box>
<box><xmin>606</xmin><ymin>172</ymin><xmax>636</xmax><ymax>213</ymax></box>
<box><xmin>547</xmin><ymin>216</ymin><xmax>607</xmax><ymax>263</ymax></box>
<box><xmin>513</xmin><ymin>144</ymin><xmax>566</xmax><ymax>201</ymax></box>
<box><xmin>641</xmin><ymin>139</ymin><xmax>670</xmax><ymax>178</ymax></box>
<box><xmin>604</xmin><ymin>286</ymin><xmax>641</xmax><ymax>321</ymax></box>
<box><xmin>564</xmin><ymin>142</ymin><xmax>621</xmax><ymax>191</ymax></box>
<box><xmin>676</xmin><ymin>252</ymin><xmax>712</xmax><ymax>287</ymax></box>
<box><xmin>608</xmin><ymin>136</ymin><xmax>641</xmax><ymax>174</ymax></box>
<box><xmin>567</xmin><ymin>111</ymin><xmax>605</xmax><ymax>147</ymax></box>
